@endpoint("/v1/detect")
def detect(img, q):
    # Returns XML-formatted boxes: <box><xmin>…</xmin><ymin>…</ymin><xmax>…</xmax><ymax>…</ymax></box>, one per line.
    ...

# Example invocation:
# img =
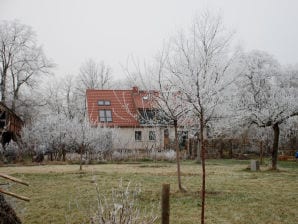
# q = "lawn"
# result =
<box><xmin>1</xmin><ymin>159</ymin><xmax>297</xmax><ymax>224</ymax></box>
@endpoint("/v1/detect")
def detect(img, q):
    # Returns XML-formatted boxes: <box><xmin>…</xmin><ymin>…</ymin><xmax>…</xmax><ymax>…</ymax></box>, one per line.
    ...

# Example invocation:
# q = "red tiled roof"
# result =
<box><xmin>132</xmin><ymin>91</ymin><xmax>158</xmax><ymax>109</ymax></box>
<box><xmin>86</xmin><ymin>87</ymin><xmax>157</xmax><ymax>127</ymax></box>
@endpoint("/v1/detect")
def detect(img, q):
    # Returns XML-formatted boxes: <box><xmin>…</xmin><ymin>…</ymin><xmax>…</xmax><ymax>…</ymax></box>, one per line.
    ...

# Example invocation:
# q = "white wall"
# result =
<box><xmin>112</xmin><ymin>126</ymin><xmax>175</xmax><ymax>150</ymax></box>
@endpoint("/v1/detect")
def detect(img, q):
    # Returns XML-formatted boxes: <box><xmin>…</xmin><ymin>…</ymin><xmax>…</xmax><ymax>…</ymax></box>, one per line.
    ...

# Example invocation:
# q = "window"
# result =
<box><xmin>98</xmin><ymin>100</ymin><xmax>111</xmax><ymax>106</ymax></box>
<box><xmin>99</xmin><ymin>110</ymin><xmax>113</xmax><ymax>122</ymax></box>
<box><xmin>139</xmin><ymin>109</ymin><xmax>155</xmax><ymax>120</ymax></box>
<box><xmin>139</xmin><ymin>109</ymin><xmax>157</xmax><ymax>124</ymax></box>
<box><xmin>135</xmin><ymin>131</ymin><xmax>142</xmax><ymax>141</ymax></box>
<box><xmin>149</xmin><ymin>131</ymin><xmax>156</xmax><ymax>141</ymax></box>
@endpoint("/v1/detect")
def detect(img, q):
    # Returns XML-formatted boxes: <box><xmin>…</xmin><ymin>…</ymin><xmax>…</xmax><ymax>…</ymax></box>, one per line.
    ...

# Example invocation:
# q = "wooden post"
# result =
<box><xmin>161</xmin><ymin>184</ymin><xmax>170</xmax><ymax>224</ymax></box>
<box><xmin>0</xmin><ymin>189</ymin><xmax>30</xmax><ymax>202</ymax></box>
<box><xmin>79</xmin><ymin>145</ymin><xmax>83</xmax><ymax>171</ymax></box>
<box><xmin>0</xmin><ymin>173</ymin><xmax>29</xmax><ymax>186</ymax></box>
<box><xmin>229</xmin><ymin>139</ymin><xmax>233</xmax><ymax>158</ymax></box>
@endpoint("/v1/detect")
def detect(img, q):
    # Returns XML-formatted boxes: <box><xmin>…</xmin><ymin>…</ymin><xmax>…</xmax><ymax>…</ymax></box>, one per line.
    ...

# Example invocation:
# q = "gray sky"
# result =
<box><xmin>1</xmin><ymin>0</ymin><xmax>298</xmax><ymax>79</ymax></box>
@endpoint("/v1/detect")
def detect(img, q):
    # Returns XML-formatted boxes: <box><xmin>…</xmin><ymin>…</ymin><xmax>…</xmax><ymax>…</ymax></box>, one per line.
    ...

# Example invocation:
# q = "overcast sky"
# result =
<box><xmin>1</xmin><ymin>0</ymin><xmax>298</xmax><ymax>79</ymax></box>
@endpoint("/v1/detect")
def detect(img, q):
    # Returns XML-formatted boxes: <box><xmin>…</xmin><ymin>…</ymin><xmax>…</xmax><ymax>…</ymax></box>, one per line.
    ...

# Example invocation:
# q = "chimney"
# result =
<box><xmin>132</xmin><ymin>86</ymin><xmax>139</xmax><ymax>93</ymax></box>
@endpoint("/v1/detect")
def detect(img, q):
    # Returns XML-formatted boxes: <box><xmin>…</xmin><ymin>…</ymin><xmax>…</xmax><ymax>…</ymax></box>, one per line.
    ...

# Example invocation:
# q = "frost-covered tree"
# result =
<box><xmin>164</xmin><ymin>12</ymin><xmax>237</xmax><ymax>223</ymax></box>
<box><xmin>20</xmin><ymin>114</ymin><xmax>114</xmax><ymax>167</ymax></box>
<box><xmin>44</xmin><ymin>75</ymin><xmax>84</xmax><ymax>119</ymax></box>
<box><xmin>151</xmin><ymin>48</ymin><xmax>191</xmax><ymax>192</ymax></box>
<box><xmin>77</xmin><ymin>58</ymin><xmax>112</xmax><ymax>93</ymax></box>
<box><xmin>122</xmin><ymin>56</ymin><xmax>155</xmax><ymax>90</ymax></box>
<box><xmin>66</xmin><ymin>117</ymin><xmax>114</xmax><ymax>170</ymax></box>
<box><xmin>67</xmin><ymin>59</ymin><xmax>113</xmax><ymax>119</ymax></box>
<box><xmin>280</xmin><ymin>116</ymin><xmax>298</xmax><ymax>151</ymax></box>
<box><xmin>235</xmin><ymin>50</ymin><xmax>298</xmax><ymax>170</ymax></box>
<box><xmin>43</xmin><ymin>80</ymin><xmax>64</xmax><ymax>115</ymax></box>
<box><xmin>21</xmin><ymin>113</ymin><xmax>71</xmax><ymax>161</ymax></box>
<box><xmin>0</xmin><ymin>20</ymin><xmax>53</xmax><ymax>112</ymax></box>
<box><xmin>122</xmin><ymin>52</ymin><xmax>190</xmax><ymax>192</ymax></box>
<box><xmin>1</xmin><ymin>140</ymin><xmax>20</xmax><ymax>163</ymax></box>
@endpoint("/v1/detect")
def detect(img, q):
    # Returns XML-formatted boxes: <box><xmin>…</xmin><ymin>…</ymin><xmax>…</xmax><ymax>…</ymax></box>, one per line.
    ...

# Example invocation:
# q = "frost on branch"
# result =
<box><xmin>234</xmin><ymin>50</ymin><xmax>298</xmax><ymax>169</ymax></box>
<box><xmin>20</xmin><ymin>114</ymin><xmax>115</xmax><ymax>162</ymax></box>
<box><xmin>91</xmin><ymin>180</ymin><xmax>157</xmax><ymax>224</ymax></box>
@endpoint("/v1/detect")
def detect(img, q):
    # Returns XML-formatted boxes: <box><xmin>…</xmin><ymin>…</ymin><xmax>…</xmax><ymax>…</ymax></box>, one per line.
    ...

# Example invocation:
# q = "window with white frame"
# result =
<box><xmin>99</xmin><ymin>109</ymin><xmax>113</xmax><ymax>122</ymax></box>
<box><xmin>98</xmin><ymin>100</ymin><xmax>111</xmax><ymax>106</ymax></box>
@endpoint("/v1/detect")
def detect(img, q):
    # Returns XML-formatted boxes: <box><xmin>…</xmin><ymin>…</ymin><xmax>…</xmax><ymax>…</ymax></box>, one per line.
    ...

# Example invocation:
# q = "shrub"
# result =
<box><xmin>91</xmin><ymin>180</ymin><xmax>157</xmax><ymax>224</ymax></box>
<box><xmin>4</xmin><ymin>141</ymin><xmax>20</xmax><ymax>163</ymax></box>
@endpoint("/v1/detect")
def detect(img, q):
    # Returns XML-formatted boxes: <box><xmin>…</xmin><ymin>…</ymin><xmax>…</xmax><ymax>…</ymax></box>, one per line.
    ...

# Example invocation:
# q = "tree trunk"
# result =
<box><xmin>196</xmin><ymin>138</ymin><xmax>200</xmax><ymax>162</ymax></box>
<box><xmin>259</xmin><ymin>140</ymin><xmax>264</xmax><ymax>165</ymax></box>
<box><xmin>174</xmin><ymin>120</ymin><xmax>185</xmax><ymax>192</ymax></box>
<box><xmin>199</xmin><ymin>114</ymin><xmax>206</xmax><ymax>224</ymax></box>
<box><xmin>62</xmin><ymin>148</ymin><xmax>66</xmax><ymax>162</ymax></box>
<box><xmin>0</xmin><ymin>66</ymin><xmax>7</xmax><ymax>103</ymax></box>
<box><xmin>79</xmin><ymin>145</ymin><xmax>83</xmax><ymax>171</ymax></box>
<box><xmin>60</xmin><ymin>144</ymin><xmax>66</xmax><ymax>162</ymax></box>
<box><xmin>11</xmin><ymin>92</ymin><xmax>18</xmax><ymax>112</ymax></box>
<box><xmin>219</xmin><ymin>140</ymin><xmax>224</xmax><ymax>159</ymax></box>
<box><xmin>11</xmin><ymin>70</ymin><xmax>18</xmax><ymax>112</ymax></box>
<box><xmin>272</xmin><ymin>123</ymin><xmax>280</xmax><ymax>170</ymax></box>
<box><xmin>229</xmin><ymin>139</ymin><xmax>233</xmax><ymax>158</ymax></box>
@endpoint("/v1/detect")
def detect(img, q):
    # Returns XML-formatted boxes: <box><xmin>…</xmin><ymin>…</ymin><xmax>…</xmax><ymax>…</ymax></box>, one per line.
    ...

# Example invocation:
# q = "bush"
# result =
<box><xmin>4</xmin><ymin>141</ymin><xmax>20</xmax><ymax>163</ymax></box>
<box><xmin>90</xmin><ymin>180</ymin><xmax>157</xmax><ymax>224</ymax></box>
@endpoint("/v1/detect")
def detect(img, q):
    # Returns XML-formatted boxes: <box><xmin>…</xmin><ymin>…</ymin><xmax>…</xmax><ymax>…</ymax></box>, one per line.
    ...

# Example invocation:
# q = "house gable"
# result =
<box><xmin>86</xmin><ymin>89</ymin><xmax>139</xmax><ymax>127</ymax></box>
<box><xmin>86</xmin><ymin>87</ymin><xmax>160</xmax><ymax>128</ymax></box>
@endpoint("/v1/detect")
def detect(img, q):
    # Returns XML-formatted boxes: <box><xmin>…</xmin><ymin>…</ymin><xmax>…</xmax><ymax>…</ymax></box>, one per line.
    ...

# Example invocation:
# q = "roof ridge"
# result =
<box><xmin>86</xmin><ymin>89</ymin><xmax>133</xmax><ymax>92</ymax></box>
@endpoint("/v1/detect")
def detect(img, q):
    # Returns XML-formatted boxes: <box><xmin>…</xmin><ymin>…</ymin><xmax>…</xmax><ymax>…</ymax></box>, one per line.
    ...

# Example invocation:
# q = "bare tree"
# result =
<box><xmin>122</xmin><ymin>52</ymin><xmax>189</xmax><ymax>192</ymax></box>
<box><xmin>153</xmin><ymin>47</ymin><xmax>190</xmax><ymax>192</ymax></box>
<box><xmin>0</xmin><ymin>20</ymin><xmax>53</xmax><ymax>112</ymax></box>
<box><xmin>235</xmin><ymin>50</ymin><xmax>298</xmax><ymax>170</ymax></box>
<box><xmin>61</xmin><ymin>75</ymin><xmax>84</xmax><ymax>119</ymax></box>
<box><xmin>75</xmin><ymin>59</ymin><xmax>113</xmax><ymax>118</ymax></box>
<box><xmin>165</xmin><ymin>12</ymin><xmax>236</xmax><ymax>224</ymax></box>
<box><xmin>122</xmin><ymin>56</ymin><xmax>155</xmax><ymax>89</ymax></box>
<box><xmin>43</xmin><ymin>75</ymin><xmax>85</xmax><ymax>119</ymax></box>
<box><xmin>43</xmin><ymin>79</ymin><xmax>65</xmax><ymax>115</ymax></box>
<box><xmin>77</xmin><ymin>59</ymin><xmax>112</xmax><ymax>94</ymax></box>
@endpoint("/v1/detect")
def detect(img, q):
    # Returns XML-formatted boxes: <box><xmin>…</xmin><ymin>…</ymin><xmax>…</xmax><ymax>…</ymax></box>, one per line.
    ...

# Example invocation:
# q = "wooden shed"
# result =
<box><xmin>0</xmin><ymin>102</ymin><xmax>23</xmax><ymax>145</ymax></box>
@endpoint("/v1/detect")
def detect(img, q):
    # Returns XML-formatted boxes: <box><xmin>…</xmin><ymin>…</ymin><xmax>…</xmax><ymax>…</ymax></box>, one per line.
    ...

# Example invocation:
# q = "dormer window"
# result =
<box><xmin>98</xmin><ymin>100</ymin><xmax>111</xmax><ymax>106</ymax></box>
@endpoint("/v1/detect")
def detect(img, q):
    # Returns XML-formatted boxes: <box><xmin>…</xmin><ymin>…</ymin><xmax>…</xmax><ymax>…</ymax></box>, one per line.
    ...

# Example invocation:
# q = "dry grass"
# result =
<box><xmin>0</xmin><ymin>159</ymin><xmax>297</xmax><ymax>224</ymax></box>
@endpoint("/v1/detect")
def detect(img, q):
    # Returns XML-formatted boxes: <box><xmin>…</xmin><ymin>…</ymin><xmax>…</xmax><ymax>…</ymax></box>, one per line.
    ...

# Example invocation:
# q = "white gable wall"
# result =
<box><xmin>112</xmin><ymin>126</ymin><xmax>175</xmax><ymax>150</ymax></box>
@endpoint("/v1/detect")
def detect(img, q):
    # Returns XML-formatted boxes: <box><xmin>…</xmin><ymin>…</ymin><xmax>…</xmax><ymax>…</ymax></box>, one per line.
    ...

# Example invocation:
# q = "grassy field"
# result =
<box><xmin>0</xmin><ymin>159</ymin><xmax>297</xmax><ymax>224</ymax></box>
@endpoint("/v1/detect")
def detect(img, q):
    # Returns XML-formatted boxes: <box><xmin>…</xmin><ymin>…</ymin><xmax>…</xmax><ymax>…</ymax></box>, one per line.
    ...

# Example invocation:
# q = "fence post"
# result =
<box><xmin>161</xmin><ymin>184</ymin><xmax>170</xmax><ymax>224</ymax></box>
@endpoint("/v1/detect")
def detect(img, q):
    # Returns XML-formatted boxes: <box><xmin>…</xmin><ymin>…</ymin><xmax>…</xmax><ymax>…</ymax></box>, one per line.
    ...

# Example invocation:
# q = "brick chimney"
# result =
<box><xmin>132</xmin><ymin>86</ymin><xmax>139</xmax><ymax>93</ymax></box>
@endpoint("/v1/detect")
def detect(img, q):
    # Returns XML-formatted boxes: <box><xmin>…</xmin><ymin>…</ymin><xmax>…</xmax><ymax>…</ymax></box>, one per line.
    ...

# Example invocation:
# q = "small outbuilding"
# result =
<box><xmin>0</xmin><ymin>102</ymin><xmax>23</xmax><ymax>146</ymax></box>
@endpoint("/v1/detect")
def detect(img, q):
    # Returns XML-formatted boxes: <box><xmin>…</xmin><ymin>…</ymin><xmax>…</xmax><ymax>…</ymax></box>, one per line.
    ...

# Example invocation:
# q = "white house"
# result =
<box><xmin>86</xmin><ymin>87</ymin><xmax>176</xmax><ymax>150</ymax></box>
